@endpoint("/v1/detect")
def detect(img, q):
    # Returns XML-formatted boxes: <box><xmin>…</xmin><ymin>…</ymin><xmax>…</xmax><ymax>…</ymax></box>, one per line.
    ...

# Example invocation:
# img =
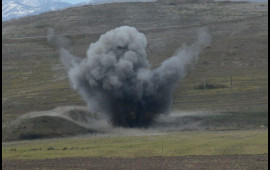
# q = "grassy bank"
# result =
<box><xmin>2</xmin><ymin>129</ymin><xmax>268</xmax><ymax>160</ymax></box>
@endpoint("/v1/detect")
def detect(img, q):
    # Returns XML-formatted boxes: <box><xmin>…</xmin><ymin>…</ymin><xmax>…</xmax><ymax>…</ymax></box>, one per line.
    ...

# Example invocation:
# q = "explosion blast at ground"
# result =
<box><xmin>48</xmin><ymin>26</ymin><xmax>211</xmax><ymax>127</ymax></box>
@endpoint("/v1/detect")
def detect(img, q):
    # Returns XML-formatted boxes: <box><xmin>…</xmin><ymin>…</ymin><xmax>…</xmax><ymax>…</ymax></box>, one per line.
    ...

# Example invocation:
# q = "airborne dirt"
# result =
<box><xmin>49</xmin><ymin>26</ymin><xmax>211</xmax><ymax>128</ymax></box>
<box><xmin>3</xmin><ymin>106</ymin><xmax>267</xmax><ymax>141</ymax></box>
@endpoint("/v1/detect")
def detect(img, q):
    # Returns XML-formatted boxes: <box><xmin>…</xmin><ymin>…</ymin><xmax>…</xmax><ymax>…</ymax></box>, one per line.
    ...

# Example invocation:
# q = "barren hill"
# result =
<box><xmin>2</xmin><ymin>0</ymin><xmax>268</xmax><ymax>126</ymax></box>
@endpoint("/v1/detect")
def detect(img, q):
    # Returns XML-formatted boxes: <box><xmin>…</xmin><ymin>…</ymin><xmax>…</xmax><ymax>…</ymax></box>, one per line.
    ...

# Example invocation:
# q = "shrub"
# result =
<box><xmin>194</xmin><ymin>83</ymin><xmax>228</xmax><ymax>90</ymax></box>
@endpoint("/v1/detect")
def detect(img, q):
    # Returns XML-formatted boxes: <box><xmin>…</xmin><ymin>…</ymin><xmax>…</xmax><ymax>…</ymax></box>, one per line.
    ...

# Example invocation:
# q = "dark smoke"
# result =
<box><xmin>48</xmin><ymin>26</ymin><xmax>211</xmax><ymax>128</ymax></box>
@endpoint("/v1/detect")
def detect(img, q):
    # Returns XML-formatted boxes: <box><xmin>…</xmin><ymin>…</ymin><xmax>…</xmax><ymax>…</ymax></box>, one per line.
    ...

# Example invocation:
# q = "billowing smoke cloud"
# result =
<box><xmin>48</xmin><ymin>26</ymin><xmax>211</xmax><ymax>127</ymax></box>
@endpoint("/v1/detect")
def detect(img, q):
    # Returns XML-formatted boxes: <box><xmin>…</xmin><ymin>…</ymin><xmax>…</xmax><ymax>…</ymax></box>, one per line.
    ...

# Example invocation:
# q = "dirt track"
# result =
<box><xmin>2</xmin><ymin>154</ymin><xmax>268</xmax><ymax>170</ymax></box>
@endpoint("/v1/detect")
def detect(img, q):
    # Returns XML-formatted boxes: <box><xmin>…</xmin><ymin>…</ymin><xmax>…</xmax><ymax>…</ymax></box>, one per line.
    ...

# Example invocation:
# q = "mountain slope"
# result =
<box><xmin>76</xmin><ymin>0</ymin><xmax>156</xmax><ymax>6</ymax></box>
<box><xmin>2</xmin><ymin>0</ymin><xmax>72</xmax><ymax>21</ymax></box>
<box><xmin>2</xmin><ymin>0</ymin><xmax>158</xmax><ymax>21</ymax></box>
<box><xmin>2</xmin><ymin>0</ymin><xmax>268</xmax><ymax>125</ymax></box>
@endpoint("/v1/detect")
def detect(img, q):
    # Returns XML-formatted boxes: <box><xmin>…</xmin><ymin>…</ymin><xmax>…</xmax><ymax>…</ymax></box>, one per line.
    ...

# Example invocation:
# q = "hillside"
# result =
<box><xmin>2</xmin><ymin>0</ymin><xmax>268</xmax><ymax>127</ymax></box>
<box><xmin>2</xmin><ymin>0</ymin><xmax>72</xmax><ymax>21</ymax></box>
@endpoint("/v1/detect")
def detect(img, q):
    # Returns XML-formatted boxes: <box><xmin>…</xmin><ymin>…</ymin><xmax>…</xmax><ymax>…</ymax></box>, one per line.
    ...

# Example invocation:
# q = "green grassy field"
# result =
<box><xmin>2</xmin><ymin>130</ymin><xmax>268</xmax><ymax>160</ymax></box>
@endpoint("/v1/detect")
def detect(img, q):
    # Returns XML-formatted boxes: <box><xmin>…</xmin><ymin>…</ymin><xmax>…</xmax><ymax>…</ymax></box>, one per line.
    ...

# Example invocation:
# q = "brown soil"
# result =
<box><xmin>2</xmin><ymin>154</ymin><xmax>268</xmax><ymax>170</ymax></box>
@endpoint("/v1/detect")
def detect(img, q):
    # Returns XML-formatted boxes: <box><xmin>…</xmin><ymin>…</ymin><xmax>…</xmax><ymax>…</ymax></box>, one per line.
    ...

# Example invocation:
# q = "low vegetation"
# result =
<box><xmin>2</xmin><ymin>116</ymin><xmax>93</xmax><ymax>141</ymax></box>
<box><xmin>2</xmin><ymin>130</ymin><xmax>268</xmax><ymax>160</ymax></box>
<box><xmin>194</xmin><ymin>83</ymin><xmax>228</xmax><ymax>90</ymax></box>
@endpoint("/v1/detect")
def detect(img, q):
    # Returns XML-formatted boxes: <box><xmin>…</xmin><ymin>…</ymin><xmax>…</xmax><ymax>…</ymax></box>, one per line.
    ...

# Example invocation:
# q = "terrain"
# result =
<box><xmin>2</xmin><ymin>0</ymin><xmax>268</xmax><ymax>169</ymax></box>
<box><xmin>2</xmin><ymin>0</ymin><xmax>72</xmax><ymax>21</ymax></box>
<box><xmin>2</xmin><ymin>130</ymin><xmax>268</xmax><ymax>169</ymax></box>
<box><xmin>2</xmin><ymin>0</ymin><xmax>268</xmax><ymax>123</ymax></box>
<box><xmin>2</xmin><ymin>154</ymin><xmax>268</xmax><ymax>170</ymax></box>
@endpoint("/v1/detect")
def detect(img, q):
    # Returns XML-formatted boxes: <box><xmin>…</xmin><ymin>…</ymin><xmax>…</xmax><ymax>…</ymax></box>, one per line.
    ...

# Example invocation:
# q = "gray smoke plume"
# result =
<box><xmin>48</xmin><ymin>26</ymin><xmax>211</xmax><ymax>127</ymax></box>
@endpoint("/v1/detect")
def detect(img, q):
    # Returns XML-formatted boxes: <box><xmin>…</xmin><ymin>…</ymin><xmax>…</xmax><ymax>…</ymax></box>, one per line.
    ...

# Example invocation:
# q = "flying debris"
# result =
<box><xmin>48</xmin><ymin>26</ymin><xmax>211</xmax><ymax>127</ymax></box>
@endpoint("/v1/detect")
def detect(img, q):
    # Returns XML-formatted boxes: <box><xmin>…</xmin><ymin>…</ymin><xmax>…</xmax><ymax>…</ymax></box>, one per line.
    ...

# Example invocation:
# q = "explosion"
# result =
<box><xmin>48</xmin><ymin>26</ymin><xmax>211</xmax><ymax>127</ymax></box>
